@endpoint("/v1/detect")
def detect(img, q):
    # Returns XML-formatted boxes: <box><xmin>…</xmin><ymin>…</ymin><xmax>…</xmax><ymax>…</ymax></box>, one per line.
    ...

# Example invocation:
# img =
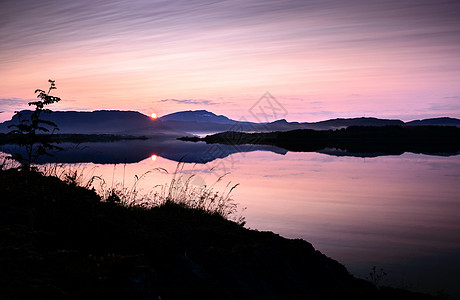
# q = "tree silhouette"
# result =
<box><xmin>8</xmin><ymin>79</ymin><xmax>63</xmax><ymax>170</ymax></box>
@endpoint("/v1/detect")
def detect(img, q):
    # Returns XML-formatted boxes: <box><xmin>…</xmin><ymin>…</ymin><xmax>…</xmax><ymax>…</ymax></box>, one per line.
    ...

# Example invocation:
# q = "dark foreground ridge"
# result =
<box><xmin>181</xmin><ymin>125</ymin><xmax>460</xmax><ymax>156</ymax></box>
<box><xmin>0</xmin><ymin>169</ymin><xmax>438</xmax><ymax>299</ymax></box>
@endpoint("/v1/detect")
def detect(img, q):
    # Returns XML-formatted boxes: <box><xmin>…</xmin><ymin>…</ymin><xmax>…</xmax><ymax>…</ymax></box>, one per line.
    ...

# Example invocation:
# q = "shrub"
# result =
<box><xmin>7</xmin><ymin>79</ymin><xmax>62</xmax><ymax>170</ymax></box>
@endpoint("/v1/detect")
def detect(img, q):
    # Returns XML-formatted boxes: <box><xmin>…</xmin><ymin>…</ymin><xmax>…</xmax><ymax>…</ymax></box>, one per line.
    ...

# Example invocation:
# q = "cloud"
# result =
<box><xmin>0</xmin><ymin>98</ymin><xmax>32</xmax><ymax>122</ymax></box>
<box><xmin>1</xmin><ymin>0</ymin><xmax>460</xmax><ymax>123</ymax></box>
<box><xmin>428</xmin><ymin>102</ymin><xmax>460</xmax><ymax>112</ymax></box>
<box><xmin>306</xmin><ymin>110</ymin><xmax>336</xmax><ymax>116</ymax></box>
<box><xmin>158</xmin><ymin>99</ymin><xmax>219</xmax><ymax>106</ymax></box>
<box><xmin>0</xmin><ymin>97</ymin><xmax>80</xmax><ymax>111</ymax></box>
<box><xmin>0</xmin><ymin>98</ymin><xmax>35</xmax><ymax>112</ymax></box>
<box><xmin>289</xmin><ymin>110</ymin><xmax>336</xmax><ymax>120</ymax></box>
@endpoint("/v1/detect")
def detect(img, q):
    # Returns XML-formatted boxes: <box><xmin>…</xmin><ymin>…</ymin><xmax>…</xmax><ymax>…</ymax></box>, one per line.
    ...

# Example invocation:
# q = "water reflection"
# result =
<box><xmin>1</xmin><ymin>136</ymin><xmax>458</xmax><ymax>165</ymax></box>
<box><xmin>230</xmin><ymin>152</ymin><xmax>460</xmax><ymax>297</ymax></box>
<box><xmin>1</xmin><ymin>139</ymin><xmax>459</xmax><ymax>297</ymax></box>
<box><xmin>1</xmin><ymin>137</ymin><xmax>288</xmax><ymax>164</ymax></box>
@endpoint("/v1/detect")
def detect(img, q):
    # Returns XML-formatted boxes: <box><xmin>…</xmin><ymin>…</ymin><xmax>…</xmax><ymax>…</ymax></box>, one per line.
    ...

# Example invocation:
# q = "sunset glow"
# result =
<box><xmin>0</xmin><ymin>1</ymin><xmax>459</xmax><ymax>122</ymax></box>
<box><xmin>2</xmin><ymin>2</ymin><xmax>460</xmax><ymax>296</ymax></box>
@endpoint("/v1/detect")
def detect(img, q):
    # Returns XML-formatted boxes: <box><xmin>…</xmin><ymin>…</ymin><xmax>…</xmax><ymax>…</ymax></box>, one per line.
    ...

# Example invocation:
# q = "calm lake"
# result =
<box><xmin>2</xmin><ymin>138</ymin><xmax>460</xmax><ymax>297</ymax></box>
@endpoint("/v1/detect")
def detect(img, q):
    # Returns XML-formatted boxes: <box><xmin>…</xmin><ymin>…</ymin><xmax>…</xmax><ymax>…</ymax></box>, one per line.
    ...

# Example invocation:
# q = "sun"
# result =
<box><xmin>151</xmin><ymin>154</ymin><xmax>157</xmax><ymax>161</ymax></box>
<box><xmin>150</xmin><ymin>112</ymin><xmax>157</xmax><ymax>119</ymax></box>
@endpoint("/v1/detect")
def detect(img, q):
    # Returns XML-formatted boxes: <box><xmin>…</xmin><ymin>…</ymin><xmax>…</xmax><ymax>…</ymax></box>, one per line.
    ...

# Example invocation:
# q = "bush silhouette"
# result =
<box><xmin>8</xmin><ymin>79</ymin><xmax>62</xmax><ymax>170</ymax></box>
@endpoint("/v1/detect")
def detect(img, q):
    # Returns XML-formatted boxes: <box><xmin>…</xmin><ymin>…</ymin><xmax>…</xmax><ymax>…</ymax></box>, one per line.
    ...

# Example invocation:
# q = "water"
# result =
<box><xmin>229</xmin><ymin>151</ymin><xmax>460</xmax><ymax>297</ymax></box>
<box><xmin>2</xmin><ymin>139</ymin><xmax>460</xmax><ymax>297</ymax></box>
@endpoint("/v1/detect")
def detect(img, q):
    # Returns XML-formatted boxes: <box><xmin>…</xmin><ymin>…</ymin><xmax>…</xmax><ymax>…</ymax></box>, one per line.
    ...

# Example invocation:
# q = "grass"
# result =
<box><xmin>35</xmin><ymin>160</ymin><xmax>245</xmax><ymax>225</ymax></box>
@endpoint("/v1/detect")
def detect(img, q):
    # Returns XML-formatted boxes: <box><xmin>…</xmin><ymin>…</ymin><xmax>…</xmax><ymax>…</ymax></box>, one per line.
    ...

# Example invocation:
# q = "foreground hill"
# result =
<box><xmin>0</xmin><ymin>168</ymin><xmax>437</xmax><ymax>299</ymax></box>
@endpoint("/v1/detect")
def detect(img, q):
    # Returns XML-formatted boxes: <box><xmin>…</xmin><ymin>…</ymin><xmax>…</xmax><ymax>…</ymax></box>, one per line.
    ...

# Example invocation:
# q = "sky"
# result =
<box><xmin>1</xmin><ymin>0</ymin><xmax>460</xmax><ymax>123</ymax></box>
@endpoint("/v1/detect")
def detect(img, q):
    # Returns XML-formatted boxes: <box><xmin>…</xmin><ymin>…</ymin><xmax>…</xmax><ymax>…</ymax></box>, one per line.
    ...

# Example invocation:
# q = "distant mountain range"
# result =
<box><xmin>0</xmin><ymin>110</ymin><xmax>183</xmax><ymax>136</ymax></box>
<box><xmin>158</xmin><ymin>110</ymin><xmax>460</xmax><ymax>132</ymax></box>
<box><xmin>405</xmin><ymin>117</ymin><xmax>460</xmax><ymax>126</ymax></box>
<box><xmin>0</xmin><ymin>109</ymin><xmax>459</xmax><ymax>135</ymax></box>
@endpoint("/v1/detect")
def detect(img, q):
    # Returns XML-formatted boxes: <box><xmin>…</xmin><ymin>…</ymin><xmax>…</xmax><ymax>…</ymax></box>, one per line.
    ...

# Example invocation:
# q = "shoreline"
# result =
<box><xmin>0</xmin><ymin>167</ymin><xmax>441</xmax><ymax>299</ymax></box>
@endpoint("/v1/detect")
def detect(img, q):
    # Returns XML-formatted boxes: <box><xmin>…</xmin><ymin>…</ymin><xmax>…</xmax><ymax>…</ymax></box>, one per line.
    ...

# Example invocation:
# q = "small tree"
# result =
<box><xmin>8</xmin><ymin>79</ymin><xmax>63</xmax><ymax>170</ymax></box>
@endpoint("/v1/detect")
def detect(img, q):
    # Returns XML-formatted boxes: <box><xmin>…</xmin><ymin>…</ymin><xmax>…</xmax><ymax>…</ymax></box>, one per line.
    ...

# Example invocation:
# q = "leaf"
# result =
<box><xmin>37</xmin><ymin>126</ymin><xmax>50</xmax><ymax>132</ymax></box>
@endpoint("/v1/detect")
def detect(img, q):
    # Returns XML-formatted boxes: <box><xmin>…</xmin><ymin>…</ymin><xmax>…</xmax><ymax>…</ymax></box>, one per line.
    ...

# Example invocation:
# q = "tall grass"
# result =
<box><xmin>163</xmin><ymin>161</ymin><xmax>242</xmax><ymax>221</ymax></box>
<box><xmin>40</xmin><ymin>163</ymin><xmax>101</xmax><ymax>189</ymax></box>
<box><xmin>0</xmin><ymin>152</ymin><xmax>20</xmax><ymax>170</ymax></box>
<box><xmin>35</xmin><ymin>160</ymin><xmax>245</xmax><ymax>225</ymax></box>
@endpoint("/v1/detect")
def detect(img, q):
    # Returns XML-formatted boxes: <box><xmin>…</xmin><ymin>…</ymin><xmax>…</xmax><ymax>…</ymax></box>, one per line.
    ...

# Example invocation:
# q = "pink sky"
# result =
<box><xmin>1</xmin><ymin>0</ymin><xmax>459</xmax><ymax>122</ymax></box>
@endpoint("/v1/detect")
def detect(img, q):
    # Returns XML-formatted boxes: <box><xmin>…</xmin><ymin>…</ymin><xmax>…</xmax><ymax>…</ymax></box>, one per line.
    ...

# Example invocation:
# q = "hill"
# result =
<box><xmin>159</xmin><ymin>110</ymin><xmax>409</xmax><ymax>133</ymax></box>
<box><xmin>1</xmin><ymin>109</ymin><xmax>459</xmax><ymax>136</ymax></box>
<box><xmin>0</xmin><ymin>168</ymin><xmax>438</xmax><ymax>299</ymax></box>
<box><xmin>159</xmin><ymin>110</ymin><xmax>237</xmax><ymax>124</ymax></box>
<box><xmin>185</xmin><ymin>125</ymin><xmax>460</xmax><ymax>156</ymax></box>
<box><xmin>406</xmin><ymin>117</ymin><xmax>460</xmax><ymax>126</ymax></box>
<box><xmin>160</xmin><ymin>110</ymin><xmax>460</xmax><ymax>133</ymax></box>
<box><xmin>313</xmin><ymin>117</ymin><xmax>404</xmax><ymax>128</ymax></box>
<box><xmin>0</xmin><ymin>110</ymin><xmax>184</xmax><ymax>136</ymax></box>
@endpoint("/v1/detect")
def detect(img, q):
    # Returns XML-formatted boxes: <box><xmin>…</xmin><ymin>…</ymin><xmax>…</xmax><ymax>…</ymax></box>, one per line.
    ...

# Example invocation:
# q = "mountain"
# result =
<box><xmin>160</xmin><ymin>110</ymin><xmax>410</xmax><ymax>133</ymax></box>
<box><xmin>405</xmin><ymin>117</ymin><xmax>460</xmax><ymax>126</ymax></box>
<box><xmin>161</xmin><ymin>110</ymin><xmax>460</xmax><ymax>133</ymax></box>
<box><xmin>158</xmin><ymin>110</ymin><xmax>244</xmax><ymax>133</ymax></box>
<box><xmin>0</xmin><ymin>110</ymin><xmax>184</xmax><ymax>136</ymax></box>
<box><xmin>159</xmin><ymin>110</ymin><xmax>236</xmax><ymax>124</ymax></box>
<box><xmin>1</xmin><ymin>109</ymin><xmax>459</xmax><ymax>136</ymax></box>
<box><xmin>313</xmin><ymin>117</ymin><xmax>404</xmax><ymax>128</ymax></box>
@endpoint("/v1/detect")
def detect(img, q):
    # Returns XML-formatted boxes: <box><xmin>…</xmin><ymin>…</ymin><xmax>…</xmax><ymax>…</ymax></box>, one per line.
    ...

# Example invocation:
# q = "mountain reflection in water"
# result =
<box><xmin>1</xmin><ymin>136</ymin><xmax>458</xmax><ymax>165</ymax></box>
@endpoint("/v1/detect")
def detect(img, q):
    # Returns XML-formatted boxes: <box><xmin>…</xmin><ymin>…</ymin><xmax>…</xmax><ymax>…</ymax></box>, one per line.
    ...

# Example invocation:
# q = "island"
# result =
<box><xmin>180</xmin><ymin>125</ymin><xmax>460</xmax><ymax>156</ymax></box>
